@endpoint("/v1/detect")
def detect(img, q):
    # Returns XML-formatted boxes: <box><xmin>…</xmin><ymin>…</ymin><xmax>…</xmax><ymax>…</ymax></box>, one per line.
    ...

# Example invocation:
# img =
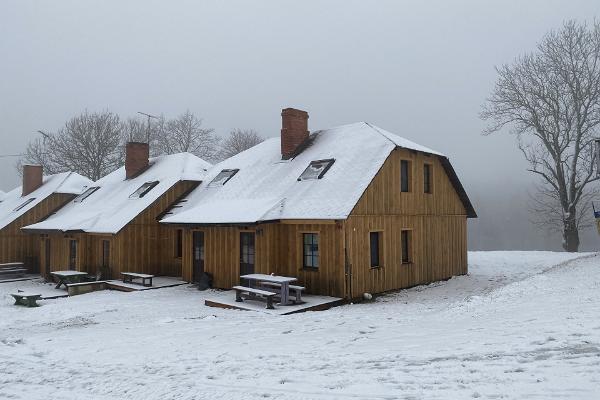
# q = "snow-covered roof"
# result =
<box><xmin>23</xmin><ymin>152</ymin><xmax>211</xmax><ymax>234</ymax></box>
<box><xmin>160</xmin><ymin>122</ymin><xmax>475</xmax><ymax>225</ymax></box>
<box><xmin>0</xmin><ymin>172</ymin><xmax>91</xmax><ymax>231</ymax></box>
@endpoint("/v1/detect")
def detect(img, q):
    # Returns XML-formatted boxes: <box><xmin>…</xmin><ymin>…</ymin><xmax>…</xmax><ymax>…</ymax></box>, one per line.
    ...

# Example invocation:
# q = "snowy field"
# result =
<box><xmin>1</xmin><ymin>251</ymin><xmax>600</xmax><ymax>399</ymax></box>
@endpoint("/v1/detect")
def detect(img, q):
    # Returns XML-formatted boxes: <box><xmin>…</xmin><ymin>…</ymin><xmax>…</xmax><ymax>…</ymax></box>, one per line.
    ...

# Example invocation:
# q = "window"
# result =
<box><xmin>175</xmin><ymin>229</ymin><xmax>183</xmax><ymax>258</ymax></box>
<box><xmin>102</xmin><ymin>240</ymin><xmax>110</xmax><ymax>268</ymax></box>
<box><xmin>298</xmin><ymin>159</ymin><xmax>335</xmax><ymax>181</ymax></box>
<box><xmin>370</xmin><ymin>232</ymin><xmax>382</xmax><ymax>268</ymax></box>
<box><xmin>129</xmin><ymin>181</ymin><xmax>159</xmax><ymax>198</ymax></box>
<box><xmin>69</xmin><ymin>240</ymin><xmax>77</xmax><ymax>270</ymax></box>
<box><xmin>302</xmin><ymin>233</ymin><xmax>319</xmax><ymax>269</ymax></box>
<box><xmin>424</xmin><ymin>164</ymin><xmax>432</xmax><ymax>194</ymax></box>
<box><xmin>13</xmin><ymin>198</ymin><xmax>35</xmax><ymax>212</ymax></box>
<box><xmin>401</xmin><ymin>230</ymin><xmax>411</xmax><ymax>264</ymax></box>
<box><xmin>208</xmin><ymin>169</ymin><xmax>239</xmax><ymax>187</ymax></box>
<box><xmin>401</xmin><ymin>160</ymin><xmax>411</xmax><ymax>192</ymax></box>
<box><xmin>74</xmin><ymin>187</ymin><xmax>100</xmax><ymax>203</ymax></box>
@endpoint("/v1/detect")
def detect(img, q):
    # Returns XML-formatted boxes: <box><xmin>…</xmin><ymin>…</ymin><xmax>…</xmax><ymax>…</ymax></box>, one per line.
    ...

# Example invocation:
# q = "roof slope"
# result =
<box><xmin>0</xmin><ymin>172</ymin><xmax>92</xmax><ymax>231</ymax></box>
<box><xmin>23</xmin><ymin>152</ymin><xmax>211</xmax><ymax>234</ymax></box>
<box><xmin>161</xmin><ymin>122</ymin><xmax>475</xmax><ymax>225</ymax></box>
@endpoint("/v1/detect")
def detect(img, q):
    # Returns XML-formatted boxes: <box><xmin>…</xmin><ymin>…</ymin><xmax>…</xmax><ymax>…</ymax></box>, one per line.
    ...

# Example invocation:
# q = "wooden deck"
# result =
<box><xmin>204</xmin><ymin>290</ymin><xmax>344</xmax><ymax>315</ymax></box>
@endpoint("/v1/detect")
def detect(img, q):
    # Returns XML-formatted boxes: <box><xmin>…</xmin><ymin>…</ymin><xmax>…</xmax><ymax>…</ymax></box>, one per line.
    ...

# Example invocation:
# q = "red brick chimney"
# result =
<box><xmin>22</xmin><ymin>164</ymin><xmax>43</xmax><ymax>196</ymax></box>
<box><xmin>125</xmin><ymin>142</ymin><xmax>149</xmax><ymax>179</ymax></box>
<box><xmin>281</xmin><ymin>108</ymin><xmax>309</xmax><ymax>159</ymax></box>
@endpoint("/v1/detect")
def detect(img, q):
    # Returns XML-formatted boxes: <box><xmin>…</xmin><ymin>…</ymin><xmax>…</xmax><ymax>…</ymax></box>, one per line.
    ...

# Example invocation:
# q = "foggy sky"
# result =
<box><xmin>2</xmin><ymin>0</ymin><xmax>600</xmax><ymax>251</ymax></box>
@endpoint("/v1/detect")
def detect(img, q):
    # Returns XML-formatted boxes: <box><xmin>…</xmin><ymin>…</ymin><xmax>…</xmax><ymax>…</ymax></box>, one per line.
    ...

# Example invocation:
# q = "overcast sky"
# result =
<box><xmin>1</xmin><ymin>0</ymin><xmax>600</xmax><ymax>250</ymax></box>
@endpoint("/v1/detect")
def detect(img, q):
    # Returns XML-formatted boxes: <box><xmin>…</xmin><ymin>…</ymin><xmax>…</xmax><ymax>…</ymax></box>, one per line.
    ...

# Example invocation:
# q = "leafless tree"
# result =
<box><xmin>158</xmin><ymin>110</ymin><xmax>220</xmax><ymax>162</ymax></box>
<box><xmin>123</xmin><ymin>115</ymin><xmax>165</xmax><ymax>157</ymax></box>
<box><xmin>219</xmin><ymin>129</ymin><xmax>264</xmax><ymax>160</ymax></box>
<box><xmin>19</xmin><ymin>110</ymin><xmax>124</xmax><ymax>181</ymax></box>
<box><xmin>481</xmin><ymin>20</ymin><xmax>600</xmax><ymax>252</ymax></box>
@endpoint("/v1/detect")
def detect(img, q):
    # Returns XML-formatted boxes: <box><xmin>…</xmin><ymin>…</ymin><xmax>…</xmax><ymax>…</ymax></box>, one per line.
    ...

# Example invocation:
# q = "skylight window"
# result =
<box><xmin>208</xmin><ymin>169</ymin><xmax>239</xmax><ymax>187</ymax></box>
<box><xmin>298</xmin><ymin>159</ymin><xmax>335</xmax><ymax>181</ymax></box>
<box><xmin>13</xmin><ymin>198</ymin><xmax>35</xmax><ymax>212</ymax></box>
<box><xmin>74</xmin><ymin>187</ymin><xmax>100</xmax><ymax>203</ymax></box>
<box><xmin>129</xmin><ymin>181</ymin><xmax>159</xmax><ymax>198</ymax></box>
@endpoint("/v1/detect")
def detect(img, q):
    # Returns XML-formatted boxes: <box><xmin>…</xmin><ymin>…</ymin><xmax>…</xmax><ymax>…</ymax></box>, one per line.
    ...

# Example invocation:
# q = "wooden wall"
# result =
<box><xmin>345</xmin><ymin>148</ymin><xmax>468</xmax><ymax>298</ymax></box>
<box><xmin>39</xmin><ymin>181</ymin><xmax>197</xmax><ymax>278</ymax></box>
<box><xmin>181</xmin><ymin>222</ymin><xmax>346</xmax><ymax>297</ymax></box>
<box><xmin>0</xmin><ymin>193</ymin><xmax>74</xmax><ymax>272</ymax></box>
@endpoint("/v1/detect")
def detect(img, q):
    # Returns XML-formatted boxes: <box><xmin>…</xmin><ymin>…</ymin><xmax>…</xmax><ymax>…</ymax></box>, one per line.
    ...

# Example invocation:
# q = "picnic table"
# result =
<box><xmin>240</xmin><ymin>274</ymin><xmax>297</xmax><ymax>305</ymax></box>
<box><xmin>11</xmin><ymin>292</ymin><xmax>41</xmax><ymax>307</ymax></box>
<box><xmin>50</xmin><ymin>270</ymin><xmax>89</xmax><ymax>289</ymax></box>
<box><xmin>121</xmin><ymin>272</ymin><xmax>154</xmax><ymax>287</ymax></box>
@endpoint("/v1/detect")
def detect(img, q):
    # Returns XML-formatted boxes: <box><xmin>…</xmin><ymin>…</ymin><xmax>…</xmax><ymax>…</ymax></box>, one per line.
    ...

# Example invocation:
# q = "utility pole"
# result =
<box><xmin>137</xmin><ymin>111</ymin><xmax>159</xmax><ymax>143</ymax></box>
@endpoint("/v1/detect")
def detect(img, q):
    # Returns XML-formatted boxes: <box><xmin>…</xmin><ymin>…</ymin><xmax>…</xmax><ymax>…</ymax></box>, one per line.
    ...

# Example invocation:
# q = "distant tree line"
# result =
<box><xmin>18</xmin><ymin>110</ymin><xmax>263</xmax><ymax>181</ymax></box>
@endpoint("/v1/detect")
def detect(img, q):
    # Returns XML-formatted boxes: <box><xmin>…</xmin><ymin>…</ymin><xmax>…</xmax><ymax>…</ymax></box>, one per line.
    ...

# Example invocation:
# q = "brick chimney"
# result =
<box><xmin>22</xmin><ymin>164</ymin><xmax>43</xmax><ymax>196</ymax></box>
<box><xmin>125</xmin><ymin>142</ymin><xmax>149</xmax><ymax>179</ymax></box>
<box><xmin>281</xmin><ymin>108</ymin><xmax>309</xmax><ymax>160</ymax></box>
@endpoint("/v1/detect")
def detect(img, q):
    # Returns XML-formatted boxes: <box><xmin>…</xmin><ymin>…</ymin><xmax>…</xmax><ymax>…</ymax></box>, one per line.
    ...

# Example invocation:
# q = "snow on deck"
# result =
<box><xmin>1</xmin><ymin>251</ymin><xmax>599</xmax><ymax>399</ymax></box>
<box><xmin>205</xmin><ymin>290</ymin><xmax>342</xmax><ymax>315</ymax></box>
<box><xmin>106</xmin><ymin>276</ymin><xmax>187</xmax><ymax>291</ymax></box>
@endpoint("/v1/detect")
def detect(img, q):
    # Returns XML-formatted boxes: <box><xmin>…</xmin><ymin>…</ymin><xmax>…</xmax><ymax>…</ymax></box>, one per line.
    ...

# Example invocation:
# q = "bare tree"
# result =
<box><xmin>219</xmin><ymin>129</ymin><xmax>264</xmax><ymax>160</ymax></box>
<box><xmin>123</xmin><ymin>115</ymin><xmax>165</xmax><ymax>157</ymax></box>
<box><xmin>19</xmin><ymin>110</ymin><xmax>124</xmax><ymax>181</ymax></box>
<box><xmin>481</xmin><ymin>20</ymin><xmax>600</xmax><ymax>252</ymax></box>
<box><xmin>158</xmin><ymin>110</ymin><xmax>220</xmax><ymax>161</ymax></box>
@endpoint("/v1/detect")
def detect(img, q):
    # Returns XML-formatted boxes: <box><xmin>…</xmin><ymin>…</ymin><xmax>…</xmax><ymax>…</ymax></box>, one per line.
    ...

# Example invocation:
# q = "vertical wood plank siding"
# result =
<box><xmin>345</xmin><ymin>148</ymin><xmax>468</xmax><ymax>298</ymax></box>
<box><xmin>179</xmin><ymin>148</ymin><xmax>469</xmax><ymax>298</ymax></box>
<box><xmin>0</xmin><ymin>193</ymin><xmax>75</xmax><ymax>271</ymax></box>
<box><xmin>181</xmin><ymin>223</ymin><xmax>346</xmax><ymax>297</ymax></box>
<box><xmin>40</xmin><ymin>181</ymin><xmax>197</xmax><ymax>278</ymax></box>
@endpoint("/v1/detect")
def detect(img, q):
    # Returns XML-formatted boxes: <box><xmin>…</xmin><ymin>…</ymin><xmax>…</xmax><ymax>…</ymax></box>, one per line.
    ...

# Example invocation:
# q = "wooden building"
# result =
<box><xmin>23</xmin><ymin>143</ymin><xmax>211</xmax><ymax>279</ymax></box>
<box><xmin>161</xmin><ymin>108</ymin><xmax>476</xmax><ymax>299</ymax></box>
<box><xmin>0</xmin><ymin>166</ymin><xmax>90</xmax><ymax>272</ymax></box>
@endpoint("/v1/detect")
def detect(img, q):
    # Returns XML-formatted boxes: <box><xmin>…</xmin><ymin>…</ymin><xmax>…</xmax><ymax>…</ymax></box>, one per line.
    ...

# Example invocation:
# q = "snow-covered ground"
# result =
<box><xmin>1</xmin><ymin>251</ymin><xmax>599</xmax><ymax>399</ymax></box>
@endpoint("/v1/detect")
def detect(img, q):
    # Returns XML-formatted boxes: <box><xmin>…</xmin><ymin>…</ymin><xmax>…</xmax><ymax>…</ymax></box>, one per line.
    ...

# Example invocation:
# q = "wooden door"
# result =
<box><xmin>239</xmin><ymin>232</ymin><xmax>255</xmax><ymax>279</ymax></box>
<box><xmin>192</xmin><ymin>231</ymin><xmax>205</xmax><ymax>282</ymax></box>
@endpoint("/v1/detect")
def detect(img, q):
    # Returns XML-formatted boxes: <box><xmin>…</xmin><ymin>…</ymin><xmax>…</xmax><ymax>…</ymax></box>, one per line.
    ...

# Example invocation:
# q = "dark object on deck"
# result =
<box><xmin>11</xmin><ymin>292</ymin><xmax>41</xmax><ymax>307</ymax></box>
<box><xmin>197</xmin><ymin>272</ymin><xmax>213</xmax><ymax>290</ymax></box>
<box><xmin>233</xmin><ymin>285</ymin><xmax>276</xmax><ymax>309</ymax></box>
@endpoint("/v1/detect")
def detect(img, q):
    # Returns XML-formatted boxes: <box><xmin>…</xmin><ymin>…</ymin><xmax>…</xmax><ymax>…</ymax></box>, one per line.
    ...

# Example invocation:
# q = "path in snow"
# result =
<box><xmin>0</xmin><ymin>251</ymin><xmax>599</xmax><ymax>400</ymax></box>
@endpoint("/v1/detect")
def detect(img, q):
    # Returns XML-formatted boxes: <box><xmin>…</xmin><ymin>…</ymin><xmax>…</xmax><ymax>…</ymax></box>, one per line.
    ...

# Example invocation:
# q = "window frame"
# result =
<box><xmin>102</xmin><ymin>240</ymin><xmax>110</xmax><ymax>268</ymax></box>
<box><xmin>68</xmin><ymin>239</ymin><xmax>78</xmax><ymax>270</ymax></box>
<box><xmin>423</xmin><ymin>163</ymin><xmax>433</xmax><ymax>194</ymax></box>
<box><xmin>129</xmin><ymin>181</ymin><xmax>159</xmax><ymax>199</ymax></box>
<box><xmin>74</xmin><ymin>186</ymin><xmax>100</xmax><ymax>203</ymax></box>
<box><xmin>175</xmin><ymin>229</ymin><xmax>183</xmax><ymax>259</ymax></box>
<box><xmin>369</xmin><ymin>231</ymin><xmax>383</xmax><ymax>268</ymax></box>
<box><xmin>13</xmin><ymin>198</ymin><xmax>36</xmax><ymax>212</ymax></box>
<box><xmin>401</xmin><ymin>229</ymin><xmax>412</xmax><ymax>264</ymax></box>
<box><xmin>297</xmin><ymin>159</ymin><xmax>336</xmax><ymax>181</ymax></box>
<box><xmin>208</xmin><ymin>169</ymin><xmax>239</xmax><ymax>187</ymax></box>
<box><xmin>400</xmin><ymin>160</ymin><xmax>412</xmax><ymax>193</ymax></box>
<box><xmin>302</xmin><ymin>232</ymin><xmax>320</xmax><ymax>270</ymax></box>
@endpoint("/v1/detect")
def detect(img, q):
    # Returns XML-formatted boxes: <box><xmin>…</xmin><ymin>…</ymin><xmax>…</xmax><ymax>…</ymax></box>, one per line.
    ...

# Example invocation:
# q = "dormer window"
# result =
<box><xmin>74</xmin><ymin>187</ymin><xmax>100</xmax><ymax>203</ymax></box>
<box><xmin>208</xmin><ymin>169</ymin><xmax>239</xmax><ymax>187</ymax></box>
<box><xmin>129</xmin><ymin>181</ymin><xmax>159</xmax><ymax>198</ymax></box>
<box><xmin>14</xmin><ymin>198</ymin><xmax>35</xmax><ymax>212</ymax></box>
<box><xmin>298</xmin><ymin>159</ymin><xmax>335</xmax><ymax>181</ymax></box>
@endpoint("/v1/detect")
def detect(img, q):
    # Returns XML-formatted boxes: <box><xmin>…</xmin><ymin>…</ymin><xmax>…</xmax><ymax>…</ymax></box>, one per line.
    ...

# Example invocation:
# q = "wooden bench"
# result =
<box><xmin>11</xmin><ymin>292</ymin><xmax>41</xmax><ymax>307</ymax></box>
<box><xmin>0</xmin><ymin>263</ymin><xmax>27</xmax><ymax>279</ymax></box>
<box><xmin>121</xmin><ymin>272</ymin><xmax>154</xmax><ymax>287</ymax></box>
<box><xmin>233</xmin><ymin>285</ymin><xmax>276</xmax><ymax>309</ymax></box>
<box><xmin>259</xmin><ymin>281</ymin><xmax>305</xmax><ymax>303</ymax></box>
